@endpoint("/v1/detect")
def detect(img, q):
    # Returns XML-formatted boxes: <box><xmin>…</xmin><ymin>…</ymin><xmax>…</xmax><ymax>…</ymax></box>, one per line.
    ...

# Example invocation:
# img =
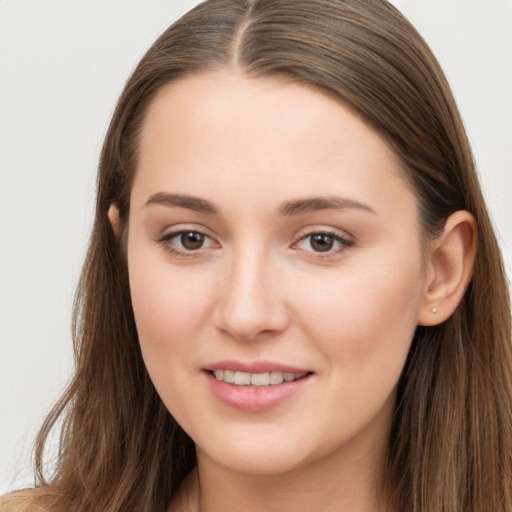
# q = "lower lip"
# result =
<box><xmin>204</xmin><ymin>371</ymin><xmax>312</xmax><ymax>412</ymax></box>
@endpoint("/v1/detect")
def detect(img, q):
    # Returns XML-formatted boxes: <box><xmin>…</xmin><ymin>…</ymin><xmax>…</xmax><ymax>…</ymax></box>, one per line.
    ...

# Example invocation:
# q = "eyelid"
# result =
<box><xmin>291</xmin><ymin>226</ymin><xmax>354</xmax><ymax>256</ymax></box>
<box><xmin>157</xmin><ymin>224</ymin><xmax>221</xmax><ymax>257</ymax></box>
<box><xmin>156</xmin><ymin>223</ymin><xmax>353</xmax><ymax>258</ymax></box>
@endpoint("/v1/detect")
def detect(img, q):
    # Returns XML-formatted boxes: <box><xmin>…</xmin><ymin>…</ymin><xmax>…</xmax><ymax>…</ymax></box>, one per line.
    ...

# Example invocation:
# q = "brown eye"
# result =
<box><xmin>180</xmin><ymin>231</ymin><xmax>205</xmax><ymax>250</ymax></box>
<box><xmin>294</xmin><ymin>230</ymin><xmax>353</xmax><ymax>256</ymax></box>
<box><xmin>159</xmin><ymin>229</ymin><xmax>218</xmax><ymax>257</ymax></box>
<box><xmin>310</xmin><ymin>233</ymin><xmax>334</xmax><ymax>252</ymax></box>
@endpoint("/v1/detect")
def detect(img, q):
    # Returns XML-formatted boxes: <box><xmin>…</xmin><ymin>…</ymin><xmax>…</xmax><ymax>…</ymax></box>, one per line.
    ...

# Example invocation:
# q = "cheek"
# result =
<box><xmin>127</xmin><ymin>245</ymin><xmax>216</xmax><ymax>364</ymax></box>
<box><xmin>127</xmin><ymin>252</ymin><xmax>219</xmax><ymax>421</ymax></box>
<box><xmin>294</xmin><ymin>249</ymin><xmax>424</xmax><ymax>374</ymax></box>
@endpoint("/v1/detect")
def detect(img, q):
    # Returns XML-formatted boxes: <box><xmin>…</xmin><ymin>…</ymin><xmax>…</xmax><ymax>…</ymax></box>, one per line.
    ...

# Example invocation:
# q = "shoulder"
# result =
<box><xmin>0</xmin><ymin>489</ymin><xmax>51</xmax><ymax>512</ymax></box>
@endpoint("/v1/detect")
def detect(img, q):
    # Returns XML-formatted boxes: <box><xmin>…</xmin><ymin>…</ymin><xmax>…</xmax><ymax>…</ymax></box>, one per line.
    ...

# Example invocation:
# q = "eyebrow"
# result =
<box><xmin>144</xmin><ymin>192</ymin><xmax>376</xmax><ymax>216</ymax></box>
<box><xmin>279</xmin><ymin>196</ymin><xmax>376</xmax><ymax>216</ymax></box>
<box><xmin>145</xmin><ymin>192</ymin><xmax>220</xmax><ymax>214</ymax></box>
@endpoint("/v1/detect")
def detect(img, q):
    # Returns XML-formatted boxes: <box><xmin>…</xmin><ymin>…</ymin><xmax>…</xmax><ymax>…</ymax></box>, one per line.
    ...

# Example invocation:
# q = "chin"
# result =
<box><xmin>193</xmin><ymin>424</ymin><xmax>338</xmax><ymax>477</ymax></box>
<box><xmin>201</xmin><ymin>445</ymin><xmax>310</xmax><ymax>476</ymax></box>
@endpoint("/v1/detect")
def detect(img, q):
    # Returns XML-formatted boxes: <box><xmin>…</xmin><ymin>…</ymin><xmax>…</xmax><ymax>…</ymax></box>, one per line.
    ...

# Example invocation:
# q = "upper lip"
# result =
<box><xmin>204</xmin><ymin>360</ymin><xmax>311</xmax><ymax>374</ymax></box>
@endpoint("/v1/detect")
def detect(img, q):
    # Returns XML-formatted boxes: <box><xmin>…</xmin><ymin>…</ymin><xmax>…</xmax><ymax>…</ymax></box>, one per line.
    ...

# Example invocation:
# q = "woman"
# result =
<box><xmin>2</xmin><ymin>0</ymin><xmax>511</xmax><ymax>510</ymax></box>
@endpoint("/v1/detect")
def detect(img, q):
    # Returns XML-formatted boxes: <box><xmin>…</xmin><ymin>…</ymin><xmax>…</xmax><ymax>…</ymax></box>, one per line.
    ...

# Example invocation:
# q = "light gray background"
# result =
<box><xmin>1</xmin><ymin>0</ymin><xmax>511</xmax><ymax>494</ymax></box>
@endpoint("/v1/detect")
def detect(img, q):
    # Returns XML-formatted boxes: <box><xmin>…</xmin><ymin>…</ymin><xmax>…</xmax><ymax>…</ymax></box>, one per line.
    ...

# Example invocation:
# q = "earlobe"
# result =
<box><xmin>108</xmin><ymin>203</ymin><xmax>120</xmax><ymax>235</ymax></box>
<box><xmin>418</xmin><ymin>210</ymin><xmax>477</xmax><ymax>326</ymax></box>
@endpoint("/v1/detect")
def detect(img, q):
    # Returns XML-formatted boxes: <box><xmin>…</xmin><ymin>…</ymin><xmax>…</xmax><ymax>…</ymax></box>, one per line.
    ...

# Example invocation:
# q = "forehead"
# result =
<box><xmin>133</xmin><ymin>70</ymin><xmax>415</xmax><ymax>217</ymax></box>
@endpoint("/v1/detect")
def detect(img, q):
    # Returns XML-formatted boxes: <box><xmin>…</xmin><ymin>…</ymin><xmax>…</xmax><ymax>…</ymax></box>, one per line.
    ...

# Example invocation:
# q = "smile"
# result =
<box><xmin>211</xmin><ymin>369</ymin><xmax>308</xmax><ymax>387</ymax></box>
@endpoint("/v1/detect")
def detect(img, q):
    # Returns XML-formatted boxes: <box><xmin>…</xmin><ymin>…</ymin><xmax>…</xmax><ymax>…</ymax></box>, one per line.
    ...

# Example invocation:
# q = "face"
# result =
<box><xmin>126</xmin><ymin>71</ymin><xmax>428</xmax><ymax>476</ymax></box>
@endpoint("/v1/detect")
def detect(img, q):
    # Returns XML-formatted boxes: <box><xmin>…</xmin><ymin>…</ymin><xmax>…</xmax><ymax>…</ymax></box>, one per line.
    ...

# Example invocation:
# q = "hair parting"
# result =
<box><xmin>2</xmin><ymin>1</ymin><xmax>510</xmax><ymax>511</ymax></box>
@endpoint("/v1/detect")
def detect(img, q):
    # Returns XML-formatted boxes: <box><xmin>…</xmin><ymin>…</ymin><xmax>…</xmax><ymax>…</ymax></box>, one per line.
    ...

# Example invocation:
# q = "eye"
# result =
<box><xmin>294</xmin><ymin>231</ymin><xmax>353</xmax><ymax>254</ymax></box>
<box><xmin>159</xmin><ymin>229</ymin><xmax>218</xmax><ymax>255</ymax></box>
<box><xmin>178</xmin><ymin>231</ymin><xmax>207</xmax><ymax>250</ymax></box>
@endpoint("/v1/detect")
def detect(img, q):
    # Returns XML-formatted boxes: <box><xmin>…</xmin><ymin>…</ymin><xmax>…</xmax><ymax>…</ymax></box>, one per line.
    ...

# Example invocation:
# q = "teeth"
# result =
<box><xmin>234</xmin><ymin>371</ymin><xmax>251</xmax><ymax>385</ymax></box>
<box><xmin>223</xmin><ymin>370</ymin><xmax>235</xmax><ymax>383</ymax></box>
<box><xmin>212</xmin><ymin>370</ymin><xmax>307</xmax><ymax>386</ymax></box>
<box><xmin>251</xmin><ymin>372</ymin><xmax>270</xmax><ymax>386</ymax></box>
<box><xmin>269</xmin><ymin>371</ymin><xmax>284</xmax><ymax>385</ymax></box>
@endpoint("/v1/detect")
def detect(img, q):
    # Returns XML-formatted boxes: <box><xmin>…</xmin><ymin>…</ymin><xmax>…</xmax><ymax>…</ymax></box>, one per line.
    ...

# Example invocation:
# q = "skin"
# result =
<box><xmin>112</xmin><ymin>71</ymin><xmax>476</xmax><ymax>512</ymax></box>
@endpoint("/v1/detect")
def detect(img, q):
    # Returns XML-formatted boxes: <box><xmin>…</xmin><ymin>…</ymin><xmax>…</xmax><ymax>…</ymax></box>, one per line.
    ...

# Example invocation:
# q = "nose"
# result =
<box><xmin>213</xmin><ymin>247</ymin><xmax>290</xmax><ymax>341</ymax></box>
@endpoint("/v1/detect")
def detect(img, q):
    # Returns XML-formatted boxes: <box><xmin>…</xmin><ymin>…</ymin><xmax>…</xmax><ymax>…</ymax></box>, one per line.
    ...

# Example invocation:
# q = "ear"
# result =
<box><xmin>418</xmin><ymin>210</ymin><xmax>477</xmax><ymax>326</ymax></box>
<box><xmin>108</xmin><ymin>203</ymin><xmax>120</xmax><ymax>236</ymax></box>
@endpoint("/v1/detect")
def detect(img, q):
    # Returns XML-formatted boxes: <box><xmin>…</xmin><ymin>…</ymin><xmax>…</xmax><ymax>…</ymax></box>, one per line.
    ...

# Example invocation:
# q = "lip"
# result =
<box><xmin>204</xmin><ymin>360</ymin><xmax>310</xmax><ymax>374</ymax></box>
<box><xmin>203</xmin><ymin>360</ymin><xmax>313</xmax><ymax>413</ymax></box>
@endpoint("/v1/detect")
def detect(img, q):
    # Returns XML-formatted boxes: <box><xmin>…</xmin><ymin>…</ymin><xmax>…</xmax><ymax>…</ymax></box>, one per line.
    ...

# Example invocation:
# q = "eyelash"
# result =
<box><xmin>158</xmin><ymin>229</ymin><xmax>218</xmax><ymax>258</ymax></box>
<box><xmin>158</xmin><ymin>228</ymin><xmax>354</xmax><ymax>258</ymax></box>
<box><xmin>293</xmin><ymin>229</ymin><xmax>354</xmax><ymax>257</ymax></box>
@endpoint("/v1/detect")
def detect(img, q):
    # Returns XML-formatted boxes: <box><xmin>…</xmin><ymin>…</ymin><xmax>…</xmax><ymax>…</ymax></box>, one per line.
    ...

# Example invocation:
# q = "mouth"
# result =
<box><xmin>204</xmin><ymin>363</ymin><xmax>313</xmax><ymax>412</ymax></box>
<box><xmin>208</xmin><ymin>369</ymin><xmax>310</xmax><ymax>387</ymax></box>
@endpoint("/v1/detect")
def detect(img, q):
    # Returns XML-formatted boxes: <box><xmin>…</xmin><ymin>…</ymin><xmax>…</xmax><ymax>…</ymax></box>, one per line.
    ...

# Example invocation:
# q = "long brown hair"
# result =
<box><xmin>4</xmin><ymin>0</ymin><xmax>511</xmax><ymax>510</ymax></box>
